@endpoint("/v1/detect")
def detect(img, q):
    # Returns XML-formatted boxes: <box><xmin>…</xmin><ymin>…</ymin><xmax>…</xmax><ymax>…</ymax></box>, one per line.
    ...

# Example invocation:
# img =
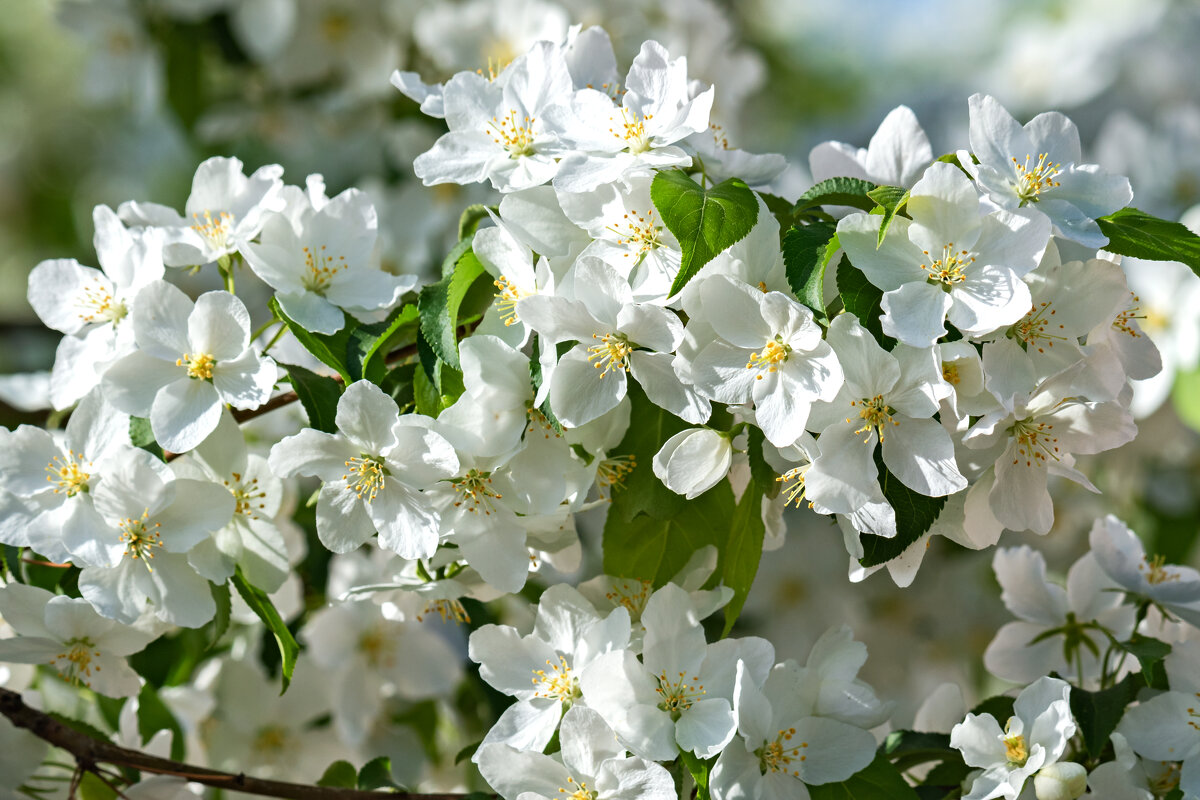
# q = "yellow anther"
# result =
<box><xmin>494</xmin><ymin>277</ymin><xmax>526</xmax><ymax>326</ymax></box>
<box><xmin>1012</xmin><ymin>153</ymin><xmax>1063</xmax><ymax>203</ymax></box>
<box><xmin>177</xmin><ymin>352</ymin><xmax>216</xmax><ymax>380</ymax></box>
<box><xmin>851</xmin><ymin>395</ymin><xmax>899</xmax><ymax>443</ymax></box>
<box><xmin>919</xmin><ymin>244</ymin><xmax>974</xmax><ymax>286</ymax></box>
<box><xmin>301</xmin><ymin>244</ymin><xmax>346</xmax><ymax>294</ymax></box>
<box><xmin>1010</xmin><ymin>301</ymin><xmax>1067</xmax><ymax>354</ymax></box>
<box><xmin>587</xmin><ymin>333</ymin><xmax>633</xmax><ymax>378</ymax></box>
<box><xmin>747</xmin><ymin>336</ymin><xmax>791</xmax><ymax>379</ymax></box>
<box><xmin>190</xmin><ymin>210</ymin><xmax>235</xmax><ymax>250</ymax></box>
<box><xmin>450</xmin><ymin>469</ymin><xmax>502</xmax><ymax>515</ymax></box>
<box><xmin>487</xmin><ymin>110</ymin><xmax>537</xmax><ymax>158</ymax></box>
<box><xmin>46</xmin><ymin>450</ymin><xmax>91</xmax><ymax>496</ymax></box>
<box><xmin>342</xmin><ymin>456</ymin><xmax>387</xmax><ymax>503</ymax></box>
<box><xmin>119</xmin><ymin>508</ymin><xmax>163</xmax><ymax>569</ymax></box>
<box><xmin>1008</xmin><ymin>418</ymin><xmax>1060</xmax><ymax>467</ymax></box>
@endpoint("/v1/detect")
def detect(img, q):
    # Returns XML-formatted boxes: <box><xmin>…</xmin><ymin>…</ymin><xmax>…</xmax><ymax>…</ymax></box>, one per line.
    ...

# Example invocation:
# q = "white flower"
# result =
<box><xmin>1034</xmin><ymin>762</ymin><xmax>1088</xmax><ymax>800</ymax></box>
<box><xmin>960</xmin><ymin>94</ymin><xmax>1132</xmax><ymax>248</ymax></box>
<box><xmin>580</xmin><ymin>583</ymin><xmax>774</xmax><ymax>761</ymax></box>
<box><xmin>268</xmin><ymin>380</ymin><xmax>459</xmax><ymax>559</ymax></box>
<box><xmin>838</xmin><ymin>161</ymin><xmax>1051</xmax><ymax>347</ymax></box>
<box><xmin>810</xmin><ymin>104</ymin><xmax>933</xmax><ymax>189</ymax></box>
<box><xmin>984</xmin><ymin>546</ymin><xmax>1134</xmax><ymax>685</ymax></box>
<box><xmin>102</xmin><ymin>281</ymin><xmax>278</xmax><ymax>453</ymax></box>
<box><xmin>950</xmin><ymin>676</ymin><xmax>1077</xmax><ymax>800</ymax></box>
<box><xmin>119</xmin><ymin>156</ymin><xmax>284</xmax><ymax>267</ymax></box>
<box><xmin>241</xmin><ymin>188</ymin><xmax>415</xmax><ymax>335</ymax></box>
<box><xmin>73</xmin><ymin>447</ymin><xmax>234</xmax><ymax>628</ymax></box>
<box><xmin>0</xmin><ymin>583</ymin><xmax>154</xmax><ymax>697</ymax></box>
<box><xmin>653</xmin><ymin>427</ymin><xmax>732</xmax><ymax>499</ymax></box>
<box><xmin>469</xmin><ymin>583</ymin><xmax>631</xmax><ymax>752</ymax></box>
<box><xmin>476</xmin><ymin>706</ymin><xmax>676</xmax><ymax>800</ymax></box>
<box><xmin>1088</xmin><ymin>515</ymin><xmax>1200</xmax><ymax>628</ymax></box>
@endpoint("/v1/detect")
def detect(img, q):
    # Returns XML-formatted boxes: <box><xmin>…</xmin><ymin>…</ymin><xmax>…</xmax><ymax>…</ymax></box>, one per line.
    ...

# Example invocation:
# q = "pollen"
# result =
<box><xmin>654</xmin><ymin>670</ymin><xmax>705</xmax><ymax>720</ymax></box>
<box><xmin>611</xmin><ymin>108</ymin><xmax>653</xmax><ymax>153</ymax></box>
<box><xmin>919</xmin><ymin>243</ymin><xmax>974</xmax><ymax>286</ymax></box>
<box><xmin>343</xmin><ymin>455</ymin><xmax>387</xmax><ymax>503</ymax></box>
<box><xmin>1138</xmin><ymin>553</ymin><xmax>1180</xmax><ymax>586</ymax></box>
<box><xmin>177</xmin><ymin>352</ymin><xmax>216</xmax><ymax>380</ymax></box>
<box><xmin>451</xmin><ymin>469</ymin><xmax>503</xmax><ymax>515</ymax></box>
<box><xmin>488</xmin><ymin>110</ymin><xmax>537</xmax><ymax>158</ymax></box>
<box><xmin>1003</xmin><ymin>729</ymin><xmax>1028</xmax><ymax>766</ymax></box>
<box><xmin>606</xmin><ymin>208</ymin><xmax>664</xmax><ymax>259</ymax></box>
<box><xmin>850</xmin><ymin>395</ymin><xmax>899</xmax><ymax>443</ymax></box>
<box><xmin>532</xmin><ymin>655</ymin><xmax>579</xmax><ymax>703</ymax></box>
<box><xmin>190</xmin><ymin>210</ymin><xmax>235</xmax><ymax>251</ymax></box>
<box><xmin>747</xmin><ymin>336</ymin><xmax>791</xmax><ymax>379</ymax></box>
<box><xmin>604</xmin><ymin>578</ymin><xmax>652</xmax><ymax>618</ymax></box>
<box><xmin>1008</xmin><ymin>418</ymin><xmax>1060</xmax><ymax>467</ymax></box>
<box><xmin>119</xmin><ymin>508</ymin><xmax>163</xmax><ymax>569</ymax></box>
<box><xmin>587</xmin><ymin>333</ymin><xmax>633</xmax><ymax>378</ymax></box>
<box><xmin>777</xmin><ymin>465</ymin><xmax>812</xmax><ymax>509</ymax></box>
<box><xmin>1010</xmin><ymin>301</ymin><xmax>1067</xmax><ymax>353</ymax></box>
<box><xmin>494</xmin><ymin>276</ymin><xmax>527</xmax><ymax>326</ymax></box>
<box><xmin>596</xmin><ymin>454</ymin><xmax>636</xmax><ymax>498</ymax></box>
<box><xmin>416</xmin><ymin>598</ymin><xmax>471</xmax><ymax>625</ymax></box>
<box><xmin>301</xmin><ymin>245</ymin><xmax>346</xmax><ymax>294</ymax></box>
<box><xmin>51</xmin><ymin>638</ymin><xmax>101</xmax><ymax>687</ymax></box>
<box><xmin>1111</xmin><ymin>293</ymin><xmax>1147</xmax><ymax>338</ymax></box>
<box><xmin>556</xmin><ymin>777</ymin><xmax>596</xmax><ymax>800</ymax></box>
<box><xmin>46</xmin><ymin>450</ymin><xmax>91</xmax><ymax>496</ymax></box>
<box><xmin>1012</xmin><ymin>153</ymin><xmax>1062</xmax><ymax>203</ymax></box>
<box><xmin>756</xmin><ymin>728</ymin><xmax>804</xmax><ymax>777</ymax></box>
<box><xmin>224</xmin><ymin>473</ymin><xmax>268</xmax><ymax>519</ymax></box>
<box><xmin>942</xmin><ymin>362</ymin><xmax>961</xmax><ymax>385</ymax></box>
<box><xmin>76</xmin><ymin>282</ymin><xmax>126</xmax><ymax>325</ymax></box>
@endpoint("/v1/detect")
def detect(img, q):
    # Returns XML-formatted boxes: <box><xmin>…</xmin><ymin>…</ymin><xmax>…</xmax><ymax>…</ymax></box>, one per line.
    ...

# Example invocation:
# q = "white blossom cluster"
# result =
<box><xmin>1</xmin><ymin>20</ymin><xmax>1198</xmax><ymax>800</ymax></box>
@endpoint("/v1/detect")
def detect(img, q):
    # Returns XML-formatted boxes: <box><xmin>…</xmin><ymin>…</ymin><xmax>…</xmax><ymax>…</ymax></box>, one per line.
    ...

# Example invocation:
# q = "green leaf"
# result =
<box><xmin>746</xmin><ymin>426</ymin><xmax>777</xmax><ymax>498</ymax></box>
<box><xmin>880</xmin><ymin>731</ymin><xmax>964</xmax><ymax>780</ymax></box>
<box><xmin>858</xmin><ymin>453</ymin><xmax>947</xmax><ymax>568</ymax></box>
<box><xmin>867</xmin><ymin>185</ymin><xmax>910</xmax><ymax>248</ymax></box>
<box><xmin>969</xmin><ymin>695</ymin><xmax>1015</xmax><ymax>723</ymax></box>
<box><xmin>454</xmin><ymin>742</ymin><xmax>480</xmax><ymax>765</ymax></box>
<box><xmin>206</xmin><ymin>581</ymin><xmax>231</xmax><ymax>652</ymax></box>
<box><xmin>48</xmin><ymin>711</ymin><xmax>114</xmax><ymax>746</ymax></box>
<box><xmin>605</xmin><ymin>384</ymin><xmax>690</xmax><ymax>522</ymax></box>
<box><xmin>1115</xmin><ymin>634</ymin><xmax>1171</xmax><ymax>688</ymax></box>
<box><xmin>129</xmin><ymin>417</ymin><xmax>165</xmax><ymax>461</ymax></box>
<box><xmin>680</xmin><ymin>750</ymin><xmax>714</xmax><ymax>800</ymax></box>
<box><xmin>78</xmin><ymin>771</ymin><xmax>118</xmax><ymax>800</ymax></box>
<box><xmin>346</xmin><ymin>304</ymin><xmax>420</xmax><ymax>383</ymax></box>
<box><xmin>458</xmin><ymin>204</ymin><xmax>495</xmax><ymax>239</ymax></box>
<box><xmin>793</xmin><ymin>177</ymin><xmax>879</xmax><ymax>215</ymax></box>
<box><xmin>358</xmin><ymin>756</ymin><xmax>399</xmax><ymax>790</ymax></box>
<box><xmin>603</xmin><ymin>481</ymin><xmax>736</xmax><ymax>587</ymax></box>
<box><xmin>317</xmin><ymin>761</ymin><xmax>358</xmax><ymax>789</ymax></box>
<box><xmin>271</xmin><ymin>297</ymin><xmax>355</xmax><ymax>383</ymax></box>
<box><xmin>2</xmin><ymin>545</ymin><xmax>22</xmax><ymax>583</ymax></box>
<box><xmin>231</xmin><ymin>567</ymin><xmax>299</xmax><ymax>694</ymax></box>
<box><xmin>419</xmin><ymin>247</ymin><xmax>487</xmax><ymax>370</ymax></box>
<box><xmin>808</xmin><ymin>753</ymin><xmax>921</xmax><ymax>800</ymax></box>
<box><xmin>721</xmin><ymin>477</ymin><xmax>766</xmax><ymax>636</ymax></box>
<box><xmin>1070</xmin><ymin>674</ymin><xmax>1140</xmax><ymax>758</ymax></box>
<box><xmin>279</xmin><ymin>363</ymin><xmax>342</xmax><ymax>434</ymax></box>
<box><xmin>759</xmin><ymin>192</ymin><xmax>799</xmax><ymax>235</ymax></box>
<box><xmin>836</xmin><ymin>258</ymin><xmax>888</xmax><ymax>343</ymax></box>
<box><xmin>413</xmin><ymin>357</ymin><xmax>442</xmax><ymax>418</ymax></box>
<box><xmin>1097</xmin><ymin>207</ymin><xmax>1200</xmax><ymax>275</ymax></box>
<box><xmin>137</xmin><ymin>684</ymin><xmax>186</xmax><ymax>761</ymax></box>
<box><xmin>650</xmin><ymin>170</ymin><xmax>759</xmax><ymax>297</ymax></box>
<box><xmin>782</xmin><ymin>222</ymin><xmax>838</xmax><ymax>316</ymax></box>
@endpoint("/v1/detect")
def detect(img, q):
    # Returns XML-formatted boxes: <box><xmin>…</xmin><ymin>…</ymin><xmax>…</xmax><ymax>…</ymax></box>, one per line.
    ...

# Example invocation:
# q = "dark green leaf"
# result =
<box><xmin>1115</xmin><ymin>634</ymin><xmax>1171</xmax><ymax>689</ymax></box>
<box><xmin>746</xmin><ymin>426</ymin><xmax>777</xmax><ymax>498</ymax></box>
<box><xmin>782</xmin><ymin>222</ymin><xmax>838</xmax><ymax>316</ymax></box>
<box><xmin>48</xmin><ymin>712</ymin><xmax>113</xmax><ymax>745</ymax></box>
<box><xmin>969</xmin><ymin>695</ymin><xmax>1015</xmax><ymax>723</ymax></box>
<box><xmin>270</xmin><ymin>298</ymin><xmax>355</xmax><ymax>383</ymax></box>
<box><xmin>79</xmin><ymin>771</ymin><xmax>118</xmax><ymax>800</ymax></box>
<box><xmin>1070</xmin><ymin>674</ymin><xmax>1141</xmax><ymax>759</ymax></box>
<box><xmin>858</xmin><ymin>453</ymin><xmax>947</xmax><ymax>568</ymax></box>
<box><xmin>206</xmin><ymin>581</ymin><xmax>231</xmax><ymax>652</ymax></box>
<box><xmin>793</xmin><ymin>177</ymin><xmax>879</xmax><ymax>215</ymax></box>
<box><xmin>651</xmin><ymin>170</ymin><xmax>759</xmax><ymax>297</ymax></box>
<box><xmin>317</xmin><ymin>761</ymin><xmax>358</xmax><ymax>789</ymax></box>
<box><xmin>419</xmin><ymin>247</ymin><xmax>487</xmax><ymax>370</ymax></box>
<box><xmin>137</xmin><ymin>684</ymin><xmax>186</xmax><ymax>761</ymax></box>
<box><xmin>867</xmin><ymin>185</ymin><xmax>910</xmax><ymax>248</ymax></box>
<box><xmin>129</xmin><ymin>417</ymin><xmax>165</xmax><ymax>461</ymax></box>
<box><xmin>346</xmin><ymin>304</ymin><xmax>420</xmax><ymax>383</ymax></box>
<box><xmin>458</xmin><ymin>204</ymin><xmax>495</xmax><ymax>239</ymax></box>
<box><xmin>413</xmin><ymin>358</ymin><xmax>442</xmax><ymax>418</ymax></box>
<box><xmin>836</xmin><ymin>258</ymin><xmax>888</xmax><ymax>343</ymax></box>
<box><xmin>454</xmin><ymin>742</ymin><xmax>480</xmax><ymax>765</ymax></box>
<box><xmin>881</xmin><ymin>730</ymin><xmax>953</xmax><ymax>764</ymax></box>
<box><xmin>808</xmin><ymin>753</ymin><xmax>921</xmax><ymax>800</ymax></box>
<box><xmin>1097</xmin><ymin>207</ymin><xmax>1200</xmax><ymax>275</ymax></box>
<box><xmin>231</xmin><ymin>567</ymin><xmax>299</xmax><ymax>694</ymax></box>
<box><xmin>605</xmin><ymin>384</ymin><xmax>690</xmax><ymax>522</ymax></box>
<box><xmin>722</xmin><ymin>477</ymin><xmax>766</xmax><ymax>636</ymax></box>
<box><xmin>279</xmin><ymin>363</ymin><xmax>342</xmax><ymax>434</ymax></box>
<box><xmin>680</xmin><ymin>750</ymin><xmax>714</xmax><ymax>800</ymax></box>
<box><xmin>2</xmin><ymin>545</ymin><xmax>22</xmax><ymax>583</ymax></box>
<box><xmin>759</xmin><ymin>192</ymin><xmax>798</xmax><ymax>235</ymax></box>
<box><xmin>358</xmin><ymin>756</ymin><xmax>399</xmax><ymax>790</ymax></box>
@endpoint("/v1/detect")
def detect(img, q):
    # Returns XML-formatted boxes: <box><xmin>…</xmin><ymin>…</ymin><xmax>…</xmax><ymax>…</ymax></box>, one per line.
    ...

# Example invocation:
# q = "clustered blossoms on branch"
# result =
<box><xmin>2</xmin><ymin>20</ymin><xmax>1200</xmax><ymax>800</ymax></box>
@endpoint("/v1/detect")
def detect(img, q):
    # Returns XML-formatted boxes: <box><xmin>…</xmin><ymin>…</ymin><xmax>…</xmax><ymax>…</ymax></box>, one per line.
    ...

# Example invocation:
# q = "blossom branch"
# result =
<box><xmin>0</xmin><ymin>688</ymin><xmax>486</xmax><ymax>800</ymax></box>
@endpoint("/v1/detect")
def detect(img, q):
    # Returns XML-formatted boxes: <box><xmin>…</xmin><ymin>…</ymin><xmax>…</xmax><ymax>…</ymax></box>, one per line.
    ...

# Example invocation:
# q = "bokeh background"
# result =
<box><xmin>2</xmin><ymin>0</ymin><xmax>1199</xmax><ymax>730</ymax></box>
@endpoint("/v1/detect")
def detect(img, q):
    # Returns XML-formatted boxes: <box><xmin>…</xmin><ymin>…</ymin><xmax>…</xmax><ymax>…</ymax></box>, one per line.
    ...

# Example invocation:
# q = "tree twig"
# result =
<box><xmin>0</xmin><ymin>688</ymin><xmax>486</xmax><ymax>800</ymax></box>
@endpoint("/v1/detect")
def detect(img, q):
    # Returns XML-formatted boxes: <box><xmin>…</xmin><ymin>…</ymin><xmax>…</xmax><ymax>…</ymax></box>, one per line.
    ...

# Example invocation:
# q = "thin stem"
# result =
<box><xmin>251</xmin><ymin>315</ymin><xmax>281</xmax><ymax>343</ymax></box>
<box><xmin>260</xmin><ymin>324</ymin><xmax>288</xmax><ymax>356</ymax></box>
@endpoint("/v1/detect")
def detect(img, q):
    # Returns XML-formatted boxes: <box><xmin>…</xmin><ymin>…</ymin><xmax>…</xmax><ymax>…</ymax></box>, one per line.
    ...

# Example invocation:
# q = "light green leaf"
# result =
<box><xmin>317</xmin><ymin>761</ymin><xmax>358</xmax><ymax>789</ymax></box>
<box><xmin>808</xmin><ymin>754</ymin><xmax>921</xmax><ymax>800</ymax></box>
<box><xmin>346</xmin><ymin>303</ymin><xmax>420</xmax><ymax>383</ymax></box>
<box><xmin>651</xmin><ymin>170</ymin><xmax>759</xmax><ymax>297</ymax></box>
<box><xmin>418</xmin><ymin>247</ymin><xmax>488</xmax><ymax>370</ymax></box>
<box><xmin>358</xmin><ymin>756</ymin><xmax>399</xmax><ymax>790</ymax></box>
<box><xmin>206</xmin><ymin>580</ymin><xmax>231</xmax><ymax>652</ymax></box>
<box><xmin>1097</xmin><ymin>207</ymin><xmax>1200</xmax><ymax>275</ymax></box>
<box><xmin>782</xmin><ymin>222</ymin><xmax>838</xmax><ymax>317</ymax></box>
<box><xmin>270</xmin><ymin>297</ymin><xmax>355</xmax><ymax>383</ymax></box>
<box><xmin>129</xmin><ymin>417</ymin><xmax>165</xmax><ymax>461</ymax></box>
<box><xmin>793</xmin><ymin>177</ymin><xmax>879</xmax><ymax>215</ymax></box>
<box><xmin>231</xmin><ymin>567</ymin><xmax>299</xmax><ymax>694</ymax></box>
<box><xmin>867</xmin><ymin>185</ymin><xmax>910</xmax><ymax>248</ymax></box>
<box><xmin>279</xmin><ymin>363</ymin><xmax>342</xmax><ymax>434</ymax></box>
<box><xmin>680</xmin><ymin>750</ymin><xmax>714</xmax><ymax>800</ymax></box>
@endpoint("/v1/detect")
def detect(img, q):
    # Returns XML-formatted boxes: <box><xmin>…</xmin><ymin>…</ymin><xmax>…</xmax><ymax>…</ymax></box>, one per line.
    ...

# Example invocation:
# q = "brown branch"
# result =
<box><xmin>0</xmin><ymin>688</ymin><xmax>485</xmax><ymax>800</ymax></box>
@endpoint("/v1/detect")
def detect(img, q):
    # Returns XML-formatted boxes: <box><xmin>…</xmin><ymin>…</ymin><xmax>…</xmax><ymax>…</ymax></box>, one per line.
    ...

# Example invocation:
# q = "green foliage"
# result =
<box><xmin>836</xmin><ymin>258</ymin><xmax>888</xmax><ymax>342</ymax></box>
<box><xmin>857</xmin><ymin>452</ymin><xmax>947</xmax><ymax>568</ymax></box>
<box><xmin>650</xmin><ymin>170</ymin><xmax>759</xmax><ymax>297</ymax></box>
<box><xmin>880</xmin><ymin>730</ymin><xmax>969</xmax><ymax>793</ymax></box>
<box><xmin>279</xmin><ymin>363</ymin><xmax>342</xmax><ymax>434</ymax></box>
<box><xmin>759</xmin><ymin>192</ymin><xmax>799</xmax><ymax>235</ymax></box>
<box><xmin>2</xmin><ymin>545</ymin><xmax>21</xmax><ymax>582</ymax></box>
<box><xmin>1098</xmin><ymin>207</ymin><xmax>1200</xmax><ymax>275</ymax></box>
<box><xmin>1115</xmin><ymin>634</ymin><xmax>1171</xmax><ymax>688</ymax></box>
<box><xmin>137</xmin><ymin>683</ymin><xmax>186</xmax><ymax>761</ymax></box>
<box><xmin>606</xmin><ymin>384</ymin><xmax>690</xmax><ymax>524</ymax></box>
<box><xmin>270</xmin><ymin>298</ymin><xmax>356</xmax><ymax>383</ymax></box>
<box><xmin>746</xmin><ymin>426</ymin><xmax>778</xmax><ymax>499</ymax></box>
<box><xmin>419</xmin><ymin>242</ymin><xmax>490</xmax><ymax>370</ymax></box>
<box><xmin>206</xmin><ymin>581</ymin><xmax>231</xmax><ymax>652</ymax></box>
<box><xmin>680</xmin><ymin>750</ymin><xmax>715</xmax><ymax>800</ymax></box>
<box><xmin>129</xmin><ymin>417</ymin><xmax>165</xmax><ymax>461</ymax></box>
<box><xmin>866</xmin><ymin>185</ymin><xmax>910</xmax><ymax>247</ymax></box>
<box><xmin>721</xmin><ymin>475</ymin><xmax>766</xmax><ymax>636</ymax></box>
<box><xmin>782</xmin><ymin>222</ymin><xmax>838</xmax><ymax>318</ymax></box>
<box><xmin>317</xmin><ymin>761</ymin><xmax>358</xmax><ymax>789</ymax></box>
<box><xmin>357</xmin><ymin>756</ymin><xmax>400</xmax><ymax>790</ymax></box>
<box><xmin>808</xmin><ymin>753</ymin><xmax>921</xmax><ymax>800</ymax></box>
<box><xmin>793</xmin><ymin>177</ymin><xmax>879</xmax><ymax>215</ymax></box>
<box><xmin>346</xmin><ymin>303</ymin><xmax>420</xmax><ymax>382</ymax></box>
<box><xmin>231</xmin><ymin>567</ymin><xmax>299</xmax><ymax>694</ymax></box>
<box><xmin>968</xmin><ymin>694</ymin><xmax>1015</xmax><ymax>722</ymax></box>
<box><xmin>458</xmin><ymin>204</ymin><xmax>496</xmax><ymax>240</ymax></box>
<box><xmin>1070</xmin><ymin>673</ymin><xmax>1141</xmax><ymax>758</ymax></box>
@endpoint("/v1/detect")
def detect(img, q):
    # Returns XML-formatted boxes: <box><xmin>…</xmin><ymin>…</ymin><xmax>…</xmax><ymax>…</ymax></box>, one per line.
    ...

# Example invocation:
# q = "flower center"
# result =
<box><xmin>1111</xmin><ymin>292</ymin><xmax>1147</xmax><ymax>338</ymax></box>
<box><xmin>359</xmin><ymin>626</ymin><xmax>395</xmax><ymax>669</ymax></box>
<box><xmin>46</xmin><ymin>450</ymin><xmax>91</xmax><ymax>497</ymax></box>
<box><xmin>612</xmin><ymin>108</ymin><xmax>652</xmax><ymax>153</ymax></box>
<box><xmin>253</xmin><ymin>725</ymin><xmax>290</xmax><ymax>755</ymax></box>
<box><xmin>191</xmin><ymin>210</ymin><xmax>236</xmax><ymax>251</ymax></box>
<box><xmin>1012</xmin><ymin>153</ymin><xmax>1062</xmax><ymax>203</ymax></box>
<box><xmin>777</xmin><ymin>465</ymin><xmax>811</xmax><ymax>508</ymax></box>
<box><xmin>654</xmin><ymin>670</ymin><xmax>705</xmax><ymax>720</ymax></box>
<box><xmin>301</xmin><ymin>245</ymin><xmax>346</xmax><ymax>294</ymax></box>
<box><xmin>850</xmin><ymin>395</ymin><xmax>899</xmax><ymax>443</ymax></box>
<box><xmin>1003</xmin><ymin>728</ymin><xmax>1028</xmax><ymax>766</ymax></box>
<box><xmin>710</xmin><ymin>123</ymin><xmax>732</xmax><ymax>150</ymax></box>
<box><xmin>177</xmin><ymin>352</ymin><xmax>216</xmax><ymax>380</ymax></box>
<box><xmin>1139</xmin><ymin>553</ymin><xmax>1180</xmax><ymax>586</ymax></box>
<box><xmin>557</xmin><ymin>777</ymin><xmax>596</xmax><ymax>800</ymax></box>
<box><xmin>747</xmin><ymin>336</ymin><xmax>791</xmax><ymax>379</ymax></box>
<box><xmin>756</xmin><ymin>728</ymin><xmax>807</xmax><ymax>777</ymax></box>
<box><xmin>942</xmin><ymin>362</ymin><xmax>961</xmax><ymax>385</ymax></box>
<box><xmin>50</xmin><ymin>638</ymin><xmax>99</xmax><ymax>687</ymax></box>
<box><xmin>416</xmin><ymin>599</ymin><xmax>471</xmax><ymax>624</ymax></box>
<box><xmin>1008</xmin><ymin>418</ymin><xmax>1060</xmax><ymax>467</ymax></box>
<box><xmin>320</xmin><ymin>11</ymin><xmax>352</xmax><ymax>43</ymax></box>
<box><xmin>120</xmin><ymin>509</ymin><xmax>163</xmax><ymax>568</ymax></box>
<box><xmin>488</xmin><ymin>110</ymin><xmax>537</xmax><ymax>158</ymax></box>
<box><xmin>604</xmin><ymin>578</ymin><xmax>652</xmax><ymax>619</ymax></box>
<box><xmin>1010</xmin><ymin>301</ymin><xmax>1067</xmax><ymax>354</ymax></box>
<box><xmin>343</xmin><ymin>455</ymin><xmax>388</xmax><ymax>503</ymax></box>
<box><xmin>224</xmin><ymin>472</ymin><xmax>267</xmax><ymax>519</ymax></box>
<box><xmin>606</xmin><ymin>207</ymin><xmax>663</xmax><ymax>258</ymax></box>
<box><xmin>587</xmin><ymin>333</ymin><xmax>633</xmax><ymax>378</ymax></box>
<box><xmin>532</xmin><ymin>655</ymin><xmax>579</xmax><ymax>703</ymax></box>
<box><xmin>494</xmin><ymin>277</ymin><xmax>527</xmax><ymax>327</ymax></box>
<box><xmin>920</xmin><ymin>243</ymin><xmax>974</xmax><ymax>287</ymax></box>
<box><xmin>451</xmin><ymin>469</ymin><xmax>503</xmax><ymax>515</ymax></box>
<box><xmin>596</xmin><ymin>454</ymin><xmax>637</xmax><ymax>497</ymax></box>
<box><xmin>76</xmin><ymin>282</ymin><xmax>126</xmax><ymax>325</ymax></box>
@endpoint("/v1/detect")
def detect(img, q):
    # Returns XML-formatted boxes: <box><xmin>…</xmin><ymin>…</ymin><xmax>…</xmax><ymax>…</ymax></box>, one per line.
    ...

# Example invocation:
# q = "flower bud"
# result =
<box><xmin>652</xmin><ymin>428</ymin><xmax>732</xmax><ymax>499</ymax></box>
<box><xmin>1034</xmin><ymin>762</ymin><xmax>1088</xmax><ymax>800</ymax></box>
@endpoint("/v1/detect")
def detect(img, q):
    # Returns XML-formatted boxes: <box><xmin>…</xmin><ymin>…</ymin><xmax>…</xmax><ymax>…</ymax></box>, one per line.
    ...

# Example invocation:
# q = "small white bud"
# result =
<box><xmin>1034</xmin><ymin>762</ymin><xmax>1088</xmax><ymax>800</ymax></box>
<box><xmin>652</xmin><ymin>428</ymin><xmax>732</xmax><ymax>499</ymax></box>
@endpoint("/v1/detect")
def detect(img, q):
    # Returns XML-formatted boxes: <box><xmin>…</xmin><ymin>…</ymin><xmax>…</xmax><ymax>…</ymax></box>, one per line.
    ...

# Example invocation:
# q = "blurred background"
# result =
<box><xmin>1</xmin><ymin>0</ymin><xmax>1198</xmax><ymax>728</ymax></box>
